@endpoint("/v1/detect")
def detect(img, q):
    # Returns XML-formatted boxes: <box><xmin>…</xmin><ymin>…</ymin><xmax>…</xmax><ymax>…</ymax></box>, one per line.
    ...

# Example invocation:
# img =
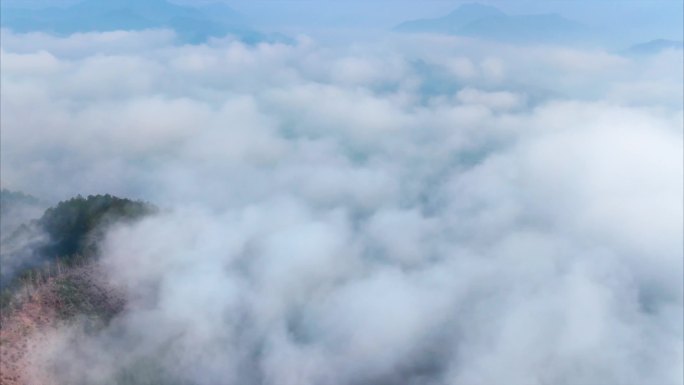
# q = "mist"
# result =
<box><xmin>1</xmin><ymin>2</ymin><xmax>683</xmax><ymax>384</ymax></box>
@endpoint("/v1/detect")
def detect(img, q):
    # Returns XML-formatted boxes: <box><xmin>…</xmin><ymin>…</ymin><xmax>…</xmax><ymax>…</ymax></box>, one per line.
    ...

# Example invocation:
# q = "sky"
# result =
<box><xmin>2</xmin><ymin>0</ymin><xmax>683</xmax><ymax>42</ymax></box>
<box><xmin>1</xmin><ymin>1</ymin><xmax>683</xmax><ymax>385</ymax></box>
<box><xmin>235</xmin><ymin>1</ymin><xmax>683</xmax><ymax>40</ymax></box>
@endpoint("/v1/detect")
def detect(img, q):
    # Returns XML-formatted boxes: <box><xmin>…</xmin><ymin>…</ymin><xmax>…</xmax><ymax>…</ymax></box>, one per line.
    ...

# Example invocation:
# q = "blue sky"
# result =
<box><xmin>3</xmin><ymin>0</ymin><xmax>682</xmax><ymax>42</ymax></box>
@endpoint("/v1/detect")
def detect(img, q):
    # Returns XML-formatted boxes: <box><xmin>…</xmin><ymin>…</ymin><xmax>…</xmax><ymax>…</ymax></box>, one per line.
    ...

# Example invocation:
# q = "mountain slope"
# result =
<box><xmin>0</xmin><ymin>264</ymin><xmax>124</xmax><ymax>385</ymax></box>
<box><xmin>0</xmin><ymin>194</ymin><xmax>155</xmax><ymax>385</ymax></box>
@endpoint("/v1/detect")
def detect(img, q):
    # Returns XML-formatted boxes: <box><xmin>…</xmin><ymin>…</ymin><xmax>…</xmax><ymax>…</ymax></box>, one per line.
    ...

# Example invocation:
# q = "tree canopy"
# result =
<box><xmin>38</xmin><ymin>194</ymin><xmax>156</xmax><ymax>260</ymax></box>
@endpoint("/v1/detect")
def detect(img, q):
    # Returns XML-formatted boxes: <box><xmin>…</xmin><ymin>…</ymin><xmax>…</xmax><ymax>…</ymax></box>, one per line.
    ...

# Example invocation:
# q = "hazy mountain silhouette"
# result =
<box><xmin>394</xmin><ymin>3</ymin><xmax>588</xmax><ymax>43</ymax></box>
<box><xmin>396</xmin><ymin>3</ymin><xmax>505</xmax><ymax>34</ymax></box>
<box><xmin>624</xmin><ymin>39</ymin><xmax>684</xmax><ymax>56</ymax></box>
<box><xmin>0</xmin><ymin>0</ymin><xmax>275</xmax><ymax>44</ymax></box>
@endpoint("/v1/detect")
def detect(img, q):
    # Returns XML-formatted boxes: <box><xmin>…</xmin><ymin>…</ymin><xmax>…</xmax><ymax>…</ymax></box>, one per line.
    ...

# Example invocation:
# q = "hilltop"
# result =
<box><xmin>0</xmin><ymin>193</ymin><xmax>156</xmax><ymax>384</ymax></box>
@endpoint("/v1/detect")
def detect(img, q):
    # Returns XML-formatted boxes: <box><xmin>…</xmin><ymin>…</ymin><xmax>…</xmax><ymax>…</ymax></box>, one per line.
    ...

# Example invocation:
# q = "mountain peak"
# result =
<box><xmin>394</xmin><ymin>2</ymin><xmax>505</xmax><ymax>34</ymax></box>
<box><xmin>394</xmin><ymin>3</ymin><xmax>588</xmax><ymax>43</ymax></box>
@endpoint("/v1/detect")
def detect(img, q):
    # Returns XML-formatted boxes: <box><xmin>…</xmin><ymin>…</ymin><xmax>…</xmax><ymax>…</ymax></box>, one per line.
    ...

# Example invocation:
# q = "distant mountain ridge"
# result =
<box><xmin>624</xmin><ymin>39</ymin><xmax>684</xmax><ymax>55</ymax></box>
<box><xmin>0</xmin><ymin>0</ymin><xmax>276</xmax><ymax>44</ymax></box>
<box><xmin>394</xmin><ymin>3</ymin><xmax>589</xmax><ymax>43</ymax></box>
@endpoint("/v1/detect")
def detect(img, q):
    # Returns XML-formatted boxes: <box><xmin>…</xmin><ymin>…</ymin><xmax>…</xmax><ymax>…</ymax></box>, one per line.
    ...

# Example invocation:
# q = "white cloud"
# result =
<box><xmin>456</xmin><ymin>87</ymin><xmax>526</xmax><ymax>111</ymax></box>
<box><xmin>1</xmin><ymin>30</ymin><xmax>681</xmax><ymax>385</ymax></box>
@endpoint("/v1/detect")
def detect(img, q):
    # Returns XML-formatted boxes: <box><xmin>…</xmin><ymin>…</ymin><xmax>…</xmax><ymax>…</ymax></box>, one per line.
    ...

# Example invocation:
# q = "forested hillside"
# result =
<box><xmin>1</xmin><ymin>194</ymin><xmax>155</xmax><ymax>296</ymax></box>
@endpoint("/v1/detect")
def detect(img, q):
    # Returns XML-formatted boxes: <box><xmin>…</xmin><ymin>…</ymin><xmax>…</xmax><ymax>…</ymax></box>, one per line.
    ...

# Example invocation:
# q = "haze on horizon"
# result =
<box><xmin>1</xmin><ymin>0</ymin><xmax>682</xmax><ymax>44</ymax></box>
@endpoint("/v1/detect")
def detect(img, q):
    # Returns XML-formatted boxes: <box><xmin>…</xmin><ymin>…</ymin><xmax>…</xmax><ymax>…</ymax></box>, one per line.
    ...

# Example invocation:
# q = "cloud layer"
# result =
<box><xmin>1</xmin><ymin>29</ymin><xmax>682</xmax><ymax>385</ymax></box>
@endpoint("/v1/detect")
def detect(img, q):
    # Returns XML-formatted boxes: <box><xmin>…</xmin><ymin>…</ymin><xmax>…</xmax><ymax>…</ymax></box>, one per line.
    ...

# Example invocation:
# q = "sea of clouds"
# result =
<box><xmin>1</xmin><ymin>28</ymin><xmax>683</xmax><ymax>384</ymax></box>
